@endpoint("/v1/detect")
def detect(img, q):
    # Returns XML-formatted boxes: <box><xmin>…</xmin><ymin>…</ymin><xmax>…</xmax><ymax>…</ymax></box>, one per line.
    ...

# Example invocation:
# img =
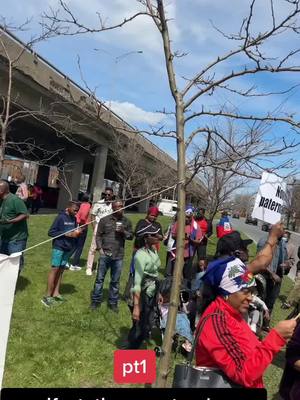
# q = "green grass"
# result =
<box><xmin>2</xmin><ymin>214</ymin><xmax>293</xmax><ymax>398</ymax></box>
<box><xmin>3</xmin><ymin>213</ymin><xmax>171</xmax><ymax>388</ymax></box>
<box><xmin>263</xmin><ymin>277</ymin><xmax>294</xmax><ymax>400</ymax></box>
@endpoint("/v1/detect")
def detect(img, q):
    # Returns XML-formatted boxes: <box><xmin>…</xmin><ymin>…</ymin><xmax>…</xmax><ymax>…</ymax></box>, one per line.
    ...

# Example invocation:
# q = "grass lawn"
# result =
<box><xmin>3</xmin><ymin>213</ymin><xmax>172</xmax><ymax>389</ymax></box>
<box><xmin>2</xmin><ymin>214</ymin><xmax>294</xmax><ymax>398</ymax></box>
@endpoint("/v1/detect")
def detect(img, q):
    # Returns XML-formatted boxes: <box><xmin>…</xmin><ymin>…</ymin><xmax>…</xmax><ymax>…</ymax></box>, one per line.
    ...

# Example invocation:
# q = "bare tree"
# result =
<box><xmin>110</xmin><ymin>127</ymin><xmax>178</xmax><ymax>200</ymax></box>
<box><xmin>0</xmin><ymin>23</ymin><xmax>54</xmax><ymax>172</ymax></box>
<box><xmin>282</xmin><ymin>178</ymin><xmax>300</xmax><ymax>229</ymax></box>
<box><xmin>41</xmin><ymin>0</ymin><xmax>300</xmax><ymax>386</ymax></box>
<box><xmin>202</xmin><ymin>168</ymin><xmax>248</xmax><ymax>220</ymax></box>
<box><xmin>0</xmin><ymin>22</ymin><xmax>97</xmax><ymax>180</ymax></box>
<box><xmin>189</xmin><ymin>119</ymin><xmax>290</xmax><ymax>219</ymax></box>
<box><xmin>110</xmin><ymin>129</ymin><xmax>148</xmax><ymax>200</ymax></box>
<box><xmin>232</xmin><ymin>193</ymin><xmax>255</xmax><ymax>217</ymax></box>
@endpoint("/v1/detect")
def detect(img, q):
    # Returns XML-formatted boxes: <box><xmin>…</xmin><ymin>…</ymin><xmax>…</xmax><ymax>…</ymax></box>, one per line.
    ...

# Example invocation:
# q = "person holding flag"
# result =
<box><xmin>216</xmin><ymin>211</ymin><xmax>234</xmax><ymax>238</ymax></box>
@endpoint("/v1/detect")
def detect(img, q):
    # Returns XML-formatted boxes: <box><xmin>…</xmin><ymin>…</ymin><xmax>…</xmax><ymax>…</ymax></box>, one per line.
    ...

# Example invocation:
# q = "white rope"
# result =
<box><xmin>20</xmin><ymin>181</ymin><xmax>183</xmax><ymax>255</ymax></box>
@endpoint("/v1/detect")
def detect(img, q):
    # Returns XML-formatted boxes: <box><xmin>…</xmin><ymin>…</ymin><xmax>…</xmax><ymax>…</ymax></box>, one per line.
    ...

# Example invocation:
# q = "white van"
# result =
<box><xmin>157</xmin><ymin>199</ymin><xmax>178</xmax><ymax>217</ymax></box>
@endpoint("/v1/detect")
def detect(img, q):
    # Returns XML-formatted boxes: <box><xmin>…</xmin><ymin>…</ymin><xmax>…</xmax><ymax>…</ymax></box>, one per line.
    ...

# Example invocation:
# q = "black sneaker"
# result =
<box><xmin>281</xmin><ymin>302</ymin><xmax>291</xmax><ymax>310</ymax></box>
<box><xmin>90</xmin><ymin>302</ymin><xmax>100</xmax><ymax>310</ymax></box>
<box><xmin>108</xmin><ymin>304</ymin><xmax>119</xmax><ymax>313</ymax></box>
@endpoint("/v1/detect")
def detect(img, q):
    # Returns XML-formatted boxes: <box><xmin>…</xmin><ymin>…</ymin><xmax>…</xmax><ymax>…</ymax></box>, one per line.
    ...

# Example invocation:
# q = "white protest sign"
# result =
<box><xmin>251</xmin><ymin>172</ymin><xmax>286</xmax><ymax>224</ymax></box>
<box><xmin>0</xmin><ymin>253</ymin><xmax>20</xmax><ymax>390</ymax></box>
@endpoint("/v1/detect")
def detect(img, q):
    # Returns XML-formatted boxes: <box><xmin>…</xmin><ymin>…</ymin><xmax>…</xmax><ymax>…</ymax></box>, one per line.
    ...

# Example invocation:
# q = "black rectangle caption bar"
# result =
<box><xmin>1</xmin><ymin>388</ymin><xmax>267</xmax><ymax>400</ymax></box>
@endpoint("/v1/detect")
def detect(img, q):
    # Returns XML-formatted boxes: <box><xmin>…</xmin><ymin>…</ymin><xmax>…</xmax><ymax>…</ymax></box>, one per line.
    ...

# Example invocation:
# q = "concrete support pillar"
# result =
<box><xmin>57</xmin><ymin>149</ymin><xmax>84</xmax><ymax>210</ymax></box>
<box><xmin>90</xmin><ymin>145</ymin><xmax>108</xmax><ymax>202</ymax></box>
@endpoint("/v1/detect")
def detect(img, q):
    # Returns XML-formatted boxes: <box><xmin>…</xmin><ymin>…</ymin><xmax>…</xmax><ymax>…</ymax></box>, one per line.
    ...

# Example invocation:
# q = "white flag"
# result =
<box><xmin>0</xmin><ymin>253</ymin><xmax>21</xmax><ymax>389</ymax></box>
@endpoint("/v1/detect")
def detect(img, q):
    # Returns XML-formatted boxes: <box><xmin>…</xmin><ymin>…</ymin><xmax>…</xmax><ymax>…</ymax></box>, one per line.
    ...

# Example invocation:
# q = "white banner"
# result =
<box><xmin>0</xmin><ymin>253</ymin><xmax>20</xmax><ymax>390</ymax></box>
<box><xmin>251</xmin><ymin>172</ymin><xmax>286</xmax><ymax>224</ymax></box>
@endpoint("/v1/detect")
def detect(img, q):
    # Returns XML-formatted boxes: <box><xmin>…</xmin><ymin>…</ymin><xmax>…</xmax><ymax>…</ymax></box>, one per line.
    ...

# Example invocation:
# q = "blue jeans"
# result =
<box><xmin>160</xmin><ymin>310</ymin><xmax>194</xmax><ymax>343</ymax></box>
<box><xmin>191</xmin><ymin>271</ymin><xmax>205</xmax><ymax>291</ymax></box>
<box><xmin>0</xmin><ymin>239</ymin><xmax>27</xmax><ymax>271</ymax></box>
<box><xmin>91</xmin><ymin>255</ymin><xmax>123</xmax><ymax>305</ymax></box>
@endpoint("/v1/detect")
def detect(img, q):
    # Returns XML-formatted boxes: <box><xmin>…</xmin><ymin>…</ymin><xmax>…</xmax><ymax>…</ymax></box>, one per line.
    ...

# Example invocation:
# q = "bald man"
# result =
<box><xmin>0</xmin><ymin>180</ymin><xmax>29</xmax><ymax>271</ymax></box>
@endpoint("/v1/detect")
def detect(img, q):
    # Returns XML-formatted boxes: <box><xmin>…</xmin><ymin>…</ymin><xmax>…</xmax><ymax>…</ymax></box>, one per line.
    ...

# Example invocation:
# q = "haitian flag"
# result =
<box><xmin>216</xmin><ymin>216</ymin><xmax>234</xmax><ymax>238</ymax></box>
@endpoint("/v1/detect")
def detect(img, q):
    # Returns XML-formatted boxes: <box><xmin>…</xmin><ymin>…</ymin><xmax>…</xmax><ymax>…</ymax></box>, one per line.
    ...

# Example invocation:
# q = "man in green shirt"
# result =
<box><xmin>0</xmin><ymin>180</ymin><xmax>29</xmax><ymax>271</ymax></box>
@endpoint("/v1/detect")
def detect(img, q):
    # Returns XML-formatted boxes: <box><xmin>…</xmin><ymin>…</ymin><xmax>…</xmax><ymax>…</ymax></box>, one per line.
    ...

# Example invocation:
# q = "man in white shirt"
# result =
<box><xmin>86</xmin><ymin>187</ymin><xmax>114</xmax><ymax>275</ymax></box>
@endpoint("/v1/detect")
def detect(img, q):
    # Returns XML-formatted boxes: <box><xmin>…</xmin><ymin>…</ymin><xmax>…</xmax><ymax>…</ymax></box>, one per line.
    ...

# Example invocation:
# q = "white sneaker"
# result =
<box><xmin>86</xmin><ymin>268</ymin><xmax>92</xmax><ymax>276</ymax></box>
<box><xmin>69</xmin><ymin>265</ymin><xmax>82</xmax><ymax>271</ymax></box>
<box><xmin>65</xmin><ymin>262</ymin><xmax>71</xmax><ymax>269</ymax></box>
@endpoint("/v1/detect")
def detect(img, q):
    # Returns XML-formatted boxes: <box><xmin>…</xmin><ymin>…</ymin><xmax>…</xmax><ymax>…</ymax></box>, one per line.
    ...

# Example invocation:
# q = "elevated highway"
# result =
<box><xmin>0</xmin><ymin>27</ymin><xmax>204</xmax><ymax>208</ymax></box>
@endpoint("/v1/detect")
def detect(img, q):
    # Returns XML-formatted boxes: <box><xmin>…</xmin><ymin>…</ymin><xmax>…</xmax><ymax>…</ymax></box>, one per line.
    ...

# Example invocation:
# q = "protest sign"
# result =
<box><xmin>0</xmin><ymin>253</ymin><xmax>20</xmax><ymax>390</ymax></box>
<box><xmin>251</xmin><ymin>172</ymin><xmax>286</xmax><ymax>224</ymax></box>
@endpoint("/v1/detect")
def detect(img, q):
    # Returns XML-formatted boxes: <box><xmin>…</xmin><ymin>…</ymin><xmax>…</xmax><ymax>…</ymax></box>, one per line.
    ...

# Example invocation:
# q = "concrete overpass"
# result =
<box><xmin>0</xmin><ymin>27</ymin><xmax>204</xmax><ymax>209</ymax></box>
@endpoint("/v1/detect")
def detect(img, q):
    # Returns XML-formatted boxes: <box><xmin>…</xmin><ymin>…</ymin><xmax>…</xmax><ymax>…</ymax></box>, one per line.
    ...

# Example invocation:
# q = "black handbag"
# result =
<box><xmin>172</xmin><ymin>312</ymin><xmax>241</xmax><ymax>388</ymax></box>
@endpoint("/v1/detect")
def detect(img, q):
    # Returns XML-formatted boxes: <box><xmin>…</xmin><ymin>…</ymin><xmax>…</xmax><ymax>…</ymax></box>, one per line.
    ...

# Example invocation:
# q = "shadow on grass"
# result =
<box><xmin>114</xmin><ymin>324</ymin><xmax>163</xmax><ymax>350</ymax></box>
<box><xmin>15</xmin><ymin>275</ymin><xmax>31</xmax><ymax>292</ymax></box>
<box><xmin>60</xmin><ymin>283</ymin><xmax>77</xmax><ymax>295</ymax></box>
<box><xmin>279</xmin><ymin>294</ymin><xmax>287</xmax><ymax>303</ymax></box>
<box><xmin>115</xmin><ymin>326</ymin><xmax>131</xmax><ymax>349</ymax></box>
<box><xmin>78</xmin><ymin>258</ymin><xmax>88</xmax><ymax>268</ymax></box>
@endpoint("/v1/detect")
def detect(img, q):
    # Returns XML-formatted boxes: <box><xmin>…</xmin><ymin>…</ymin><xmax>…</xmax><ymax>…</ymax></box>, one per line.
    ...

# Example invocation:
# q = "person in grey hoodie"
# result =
<box><xmin>41</xmin><ymin>201</ymin><xmax>81</xmax><ymax>307</ymax></box>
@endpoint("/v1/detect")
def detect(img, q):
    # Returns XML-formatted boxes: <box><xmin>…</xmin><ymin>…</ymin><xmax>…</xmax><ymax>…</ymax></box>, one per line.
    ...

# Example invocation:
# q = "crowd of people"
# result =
<box><xmin>2</xmin><ymin>178</ymin><xmax>300</xmax><ymax>396</ymax></box>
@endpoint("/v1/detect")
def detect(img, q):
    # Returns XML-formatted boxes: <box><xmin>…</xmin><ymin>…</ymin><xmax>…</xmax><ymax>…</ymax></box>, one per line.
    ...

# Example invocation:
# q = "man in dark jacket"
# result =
<box><xmin>41</xmin><ymin>201</ymin><xmax>80</xmax><ymax>307</ymax></box>
<box><xmin>90</xmin><ymin>200</ymin><xmax>133</xmax><ymax>313</ymax></box>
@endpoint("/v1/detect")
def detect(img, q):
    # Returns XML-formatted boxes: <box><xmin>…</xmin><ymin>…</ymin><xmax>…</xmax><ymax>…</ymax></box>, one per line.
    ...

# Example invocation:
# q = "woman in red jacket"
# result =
<box><xmin>195</xmin><ymin>223</ymin><xmax>296</xmax><ymax>388</ymax></box>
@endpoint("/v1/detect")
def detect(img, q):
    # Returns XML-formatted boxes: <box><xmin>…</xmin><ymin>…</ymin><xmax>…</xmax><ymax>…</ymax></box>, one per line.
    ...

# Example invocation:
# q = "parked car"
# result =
<box><xmin>245</xmin><ymin>215</ymin><xmax>258</xmax><ymax>225</ymax></box>
<box><xmin>261</xmin><ymin>222</ymin><xmax>271</xmax><ymax>231</ymax></box>
<box><xmin>157</xmin><ymin>199</ymin><xmax>178</xmax><ymax>217</ymax></box>
<box><xmin>232</xmin><ymin>212</ymin><xmax>240</xmax><ymax>219</ymax></box>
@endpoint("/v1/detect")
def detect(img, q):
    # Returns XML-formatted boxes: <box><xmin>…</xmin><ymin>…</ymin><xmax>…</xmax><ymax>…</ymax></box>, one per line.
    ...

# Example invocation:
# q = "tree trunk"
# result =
<box><xmin>155</xmin><ymin>100</ymin><xmax>186</xmax><ymax>388</ymax></box>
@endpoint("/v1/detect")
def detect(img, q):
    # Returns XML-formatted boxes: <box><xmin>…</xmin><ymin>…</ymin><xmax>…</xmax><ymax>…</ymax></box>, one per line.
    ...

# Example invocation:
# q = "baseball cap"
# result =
<box><xmin>217</xmin><ymin>231</ymin><xmax>253</xmax><ymax>255</ymax></box>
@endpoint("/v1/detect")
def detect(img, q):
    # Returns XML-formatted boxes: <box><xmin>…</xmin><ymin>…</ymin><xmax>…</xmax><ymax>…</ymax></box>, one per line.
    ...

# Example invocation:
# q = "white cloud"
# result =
<box><xmin>104</xmin><ymin>100</ymin><xmax>167</xmax><ymax>125</ymax></box>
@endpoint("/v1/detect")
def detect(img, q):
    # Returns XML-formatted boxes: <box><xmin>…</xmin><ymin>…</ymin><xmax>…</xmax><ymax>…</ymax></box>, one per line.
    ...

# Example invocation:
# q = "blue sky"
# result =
<box><xmin>1</xmin><ymin>0</ymin><xmax>300</xmax><ymax>192</ymax></box>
